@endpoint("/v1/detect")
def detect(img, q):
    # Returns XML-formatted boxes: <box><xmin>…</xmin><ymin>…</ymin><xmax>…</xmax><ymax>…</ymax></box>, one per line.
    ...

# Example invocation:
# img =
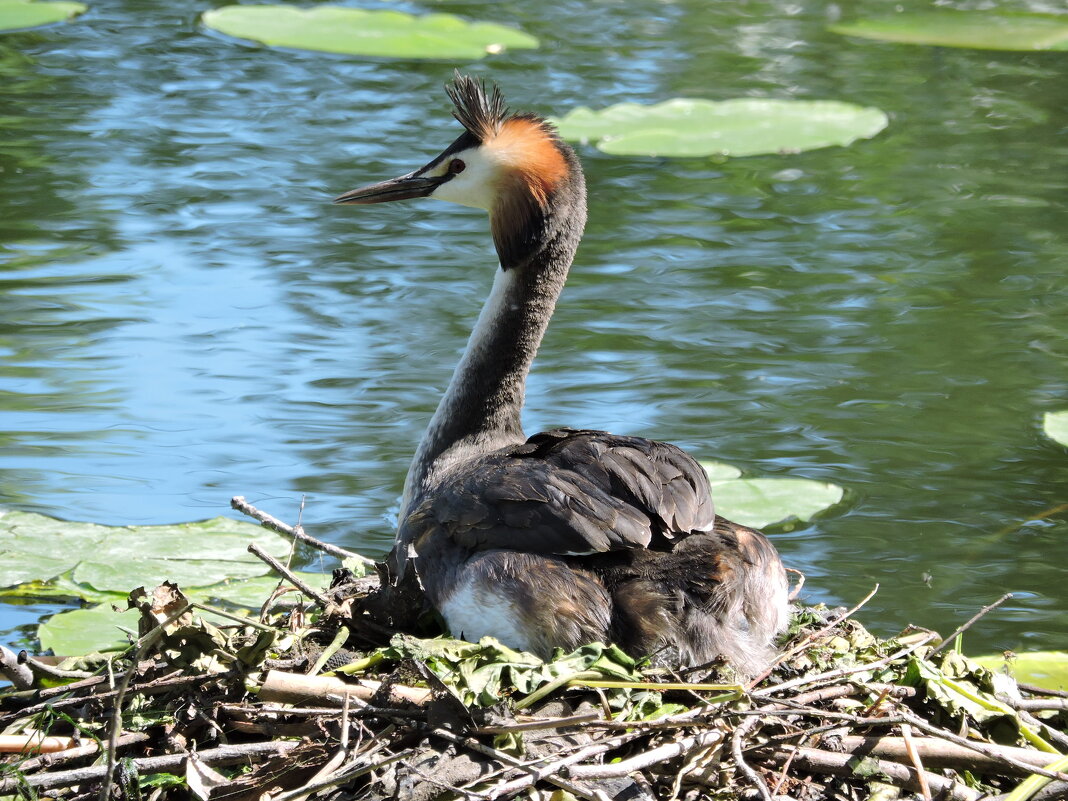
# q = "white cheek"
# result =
<box><xmin>430</xmin><ymin>150</ymin><xmax>497</xmax><ymax>211</ymax></box>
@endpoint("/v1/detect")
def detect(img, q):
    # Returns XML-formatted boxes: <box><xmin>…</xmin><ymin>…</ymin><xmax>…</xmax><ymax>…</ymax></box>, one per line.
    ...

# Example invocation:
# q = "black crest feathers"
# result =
<box><xmin>446</xmin><ymin>72</ymin><xmax>509</xmax><ymax>141</ymax></box>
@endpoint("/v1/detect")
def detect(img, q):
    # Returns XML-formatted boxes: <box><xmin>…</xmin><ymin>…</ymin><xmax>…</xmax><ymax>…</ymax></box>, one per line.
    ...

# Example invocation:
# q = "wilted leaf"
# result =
<box><xmin>552</xmin><ymin>98</ymin><xmax>888</xmax><ymax>158</ymax></box>
<box><xmin>1043</xmin><ymin>411</ymin><xmax>1068</xmax><ymax>448</ymax></box>
<box><xmin>831</xmin><ymin>11</ymin><xmax>1068</xmax><ymax>52</ymax></box>
<box><xmin>701</xmin><ymin>462</ymin><xmax>844</xmax><ymax>529</ymax></box>
<box><xmin>0</xmin><ymin>0</ymin><xmax>85</xmax><ymax>32</ymax></box>
<box><xmin>201</xmin><ymin>5</ymin><xmax>537</xmax><ymax>59</ymax></box>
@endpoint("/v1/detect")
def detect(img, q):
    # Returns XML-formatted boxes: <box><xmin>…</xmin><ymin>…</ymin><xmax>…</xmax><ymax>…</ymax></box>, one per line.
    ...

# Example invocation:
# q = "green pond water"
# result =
<box><xmin>1</xmin><ymin>0</ymin><xmax>1066</xmax><ymax>653</ymax></box>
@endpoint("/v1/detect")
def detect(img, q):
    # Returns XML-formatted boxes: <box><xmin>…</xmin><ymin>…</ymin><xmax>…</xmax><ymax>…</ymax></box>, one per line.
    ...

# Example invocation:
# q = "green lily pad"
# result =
<box><xmin>1044</xmin><ymin>411</ymin><xmax>1068</xmax><ymax>448</ymax></box>
<box><xmin>830</xmin><ymin>11</ymin><xmax>1068</xmax><ymax>52</ymax></box>
<box><xmin>551</xmin><ymin>98</ymin><xmax>888</xmax><ymax>158</ymax></box>
<box><xmin>35</xmin><ymin>572</ymin><xmax>330</xmax><ymax>655</ymax></box>
<box><xmin>701</xmin><ymin>461</ymin><xmax>844</xmax><ymax>529</ymax></box>
<box><xmin>38</xmin><ymin>603</ymin><xmax>140</xmax><ymax>655</ymax></box>
<box><xmin>201</xmin><ymin>5</ymin><xmax>538</xmax><ymax>59</ymax></box>
<box><xmin>185</xmin><ymin>572</ymin><xmax>329</xmax><ymax>608</ymax></box>
<box><xmin>0</xmin><ymin>511</ymin><xmax>293</xmax><ymax>594</ymax></box>
<box><xmin>0</xmin><ymin>0</ymin><xmax>85</xmax><ymax>32</ymax></box>
<box><xmin>973</xmin><ymin>651</ymin><xmax>1068</xmax><ymax>692</ymax></box>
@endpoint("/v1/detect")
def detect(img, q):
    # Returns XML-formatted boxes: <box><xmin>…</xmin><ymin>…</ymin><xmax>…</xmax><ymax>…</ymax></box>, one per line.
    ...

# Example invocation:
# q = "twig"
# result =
<box><xmin>732</xmin><ymin>715</ymin><xmax>773</xmax><ymax>801</ymax></box>
<box><xmin>1015</xmin><ymin>700</ymin><xmax>1068</xmax><ymax>712</ymax></box>
<box><xmin>9</xmin><ymin>733</ymin><xmax>150</xmax><ymax>776</ymax></box>
<box><xmin>569</xmin><ymin>729</ymin><xmax>724</xmax><ymax>780</ymax></box>
<box><xmin>930</xmin><ymin>593</ymin><xmax>1014</xmax><ymax>656</ymax></box>
<box><xmin>248</xmin><ymin>543</ymin><xmax>330</xmax><ymax>606</ymax></box>
<box><xmin>834</xmin><ymin>736</ymin><xmax>1064</xmax><ymax>774</ymax></box>
<box><xmin>98</xmin><ymin>601</ymin><xmax>195</xmax><ymax>801</ymax></box>
<box><xmin>0</xmin><ymin>741</ymin><xmax>301</xmax><ymax>793</ymax></box>
<box><xmin>425</xmin><ymin>724</ymin><xmax>613</xmax><ymax>801</ymax></box>
<box><xmin>892</xmin><ymin>708</ymin><xmax>1068</xmax><ymax>782</ymax></box>
<box><xmin>474</xmin><ymin>712</ymin><xmax>601</xmax><ymax>734</ymax></box>
<box><xmin>900</xmin><ymin>723</ymin><xmax>932</xmax><ymax>801</ymax></box>
<box><xmin>786</xmin><ymin>567</ymin><xmax>806</xmax><ymax>601</ymax></box>
<box><xmin>231</xmin><ymin>495</ymin><xmax>372</xmax><ymax>564</ymax></box>
<box><xmin>759</xmin><ymin>745</ymin><xmax>980</xmax><ymax>801</ymax></box>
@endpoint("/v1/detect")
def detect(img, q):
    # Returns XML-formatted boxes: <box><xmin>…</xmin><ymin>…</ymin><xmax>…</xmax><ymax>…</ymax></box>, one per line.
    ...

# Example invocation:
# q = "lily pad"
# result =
<box><xmin>0</xmin><ymin>510</ymin><xmax>293</xmax><ymax>595</ymax></box>
<box><xmin>830</xmin><ymin>11</ymin><xmax>1068</xmax><ymax>52</ymax></box>
<box><xmin>973</xmin><ymin>651</ymin><xmax>1068</xmax><ymax>692</ymax></box>
<box><xmin>35</xmin><ymin>572</ymin><xmax>330</xmax><ymax>654</ymax></box>
<box><xmin>702</xmin><ymin>461</ymin><xmax>844</xmax><ymax>529</ymax></box>
<box><xmin>201</xmin><ymin>5</ymin><xmax>538</xmax><ymax>59</ymax></box>
<box><xmin>1043</xmin><ymin>411</ymin><xmax>1068</xmax><ymax>448</ymax></box>
<box><xmin>38</xmin><ymin>603</ymin><xmax>140</xmax><ymax>655</ymax></box>
<box><xmin>551</xmin><ymin>98</ymin><xmax>888</xmax><ymax>158</ymax></box>
<box><xmin>0</xmin><ymin>0</ymin><xmax>85</xmax><ymax>33</ymax></box>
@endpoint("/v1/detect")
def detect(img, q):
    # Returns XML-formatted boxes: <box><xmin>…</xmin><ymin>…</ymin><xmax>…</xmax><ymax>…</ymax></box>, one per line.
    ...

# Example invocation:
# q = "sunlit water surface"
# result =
<box><xmin>2</xmin><ymin>0</ymin><xmax>1067</xmax><ymax>653</ymax></box>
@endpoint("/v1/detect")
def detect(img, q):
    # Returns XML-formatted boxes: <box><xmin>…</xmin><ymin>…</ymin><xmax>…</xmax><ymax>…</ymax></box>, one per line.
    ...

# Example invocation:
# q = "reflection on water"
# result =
<box><xmin>1</xmin><ymin>0</ymin><xmax>1066</xmax><ymax>651</ymax></box>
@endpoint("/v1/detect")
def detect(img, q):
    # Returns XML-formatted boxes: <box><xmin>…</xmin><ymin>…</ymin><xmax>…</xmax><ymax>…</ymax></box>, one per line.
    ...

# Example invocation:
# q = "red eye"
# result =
<box><xmin>449</xmin><ymin>159</ymin><xmax>466</xmax><ymax>175</ymax></box>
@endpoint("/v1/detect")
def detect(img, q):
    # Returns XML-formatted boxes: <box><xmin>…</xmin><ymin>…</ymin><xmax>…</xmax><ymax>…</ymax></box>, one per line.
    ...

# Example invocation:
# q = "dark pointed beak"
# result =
<box><xmin>333</xmin><ymin>172</ymin><xmax>445</xmax><ymax>205</ymax></box>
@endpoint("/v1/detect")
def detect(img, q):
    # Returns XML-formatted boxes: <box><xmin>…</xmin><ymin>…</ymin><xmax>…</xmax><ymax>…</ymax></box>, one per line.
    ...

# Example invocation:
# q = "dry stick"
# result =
<box><xmin>785</xmin><ymin>567</ymin><xmax>806</xmax><ymax>601</ymax></box>
<box><xmin>97</xmin><ymin>601</ymin><xmax>195</xmax><ymax>801</ymax></box>
<box><xmin>231</xmin><ymin>495</ymin><xmax>372</xmax><ymax>564</ymax></box>
<box><xmin>834</xmin><ymin>736</ymin><xmax>1062</xmax><ymax>775</ymax></box>
<box><xmin>893</xmin><ymin>706</ymin><xmax>1068</xmax><ymax>782</ymax></box>
<box><xmin>423</xmin><ymin>723</ymin><xmax>613</xmax><ymax>801</ymax></box>
<box><xmin>771</xmin><ymin>708</ymin><xmax>1068</xmax><ymax>783</ymax></box>
<box><xmin>0</xmin><ymin>740</ymin><xmax>300</xmax><ymax>794</ymax></box>
<box><xmin>770</xmin><ymin>734</ymin><xmax>806</xmax><ymax>797</ymax></box>
<box><xmin>1022</xmin><ymin>684</ymin><xmax>1068</xmax><ymax>700</ymax></box>
<box><xmin>1016</xmin><ymin>700</ymin><xmax>1068</xmax><ymax>712</ymax></box>
<box><xmin>567</xmin><ymin>729</ymin><xmax>724</xmax><ymax>781</ymax></box>
<box><xmin>900</xmin><ymin>723</ymin><xmax>933</xmax><ymax>801</ymax></box>
<box><xmin>760</xmin><ymin>745</ymin><xmax>980</xmax><ymax>801</ymax></box>
<box><xmin>11</xmin><ymin>733</ymin><xmax>149</xmax><ymax>776</ymax></box>
<box><xmin>929</xmin><ymin>592</ymin><xmax>1014</xmax><ymax>656</ymax></box>
<box><xmin>247</xmin><ymin>543</ymin><xmax>330</xmax><ymax>606</ymax></box>
<box><xmin>732</xmin><ymin>715</ymin><xmax>773</xmax><ymax>801</ymax></box>
<box><xmin>474</xmin><ymin>712</ymin><xmax>601</xmax><ymax>735</ymax></box>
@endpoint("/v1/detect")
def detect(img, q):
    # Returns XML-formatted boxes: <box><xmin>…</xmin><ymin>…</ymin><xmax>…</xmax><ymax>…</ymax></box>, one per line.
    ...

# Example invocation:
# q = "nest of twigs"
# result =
<box><xmin>1</xmin><ymin>499</ymin><xmax>1066</xmax><ymax>801</ymax></box>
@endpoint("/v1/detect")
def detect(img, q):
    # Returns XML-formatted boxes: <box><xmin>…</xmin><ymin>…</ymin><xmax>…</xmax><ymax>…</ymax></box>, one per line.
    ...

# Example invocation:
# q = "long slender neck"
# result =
<box><xmin>401</xmin><ymin>239</ymin><xmax>573</xmax><ymax>514</ymax></box>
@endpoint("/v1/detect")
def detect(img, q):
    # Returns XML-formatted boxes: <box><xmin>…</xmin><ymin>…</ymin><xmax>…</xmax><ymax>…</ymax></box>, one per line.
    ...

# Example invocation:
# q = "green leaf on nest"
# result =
<box><xmin>701</xmin><ymin>461</ymin><xmax>844</xmax><ymax>529</ymax></box>
<box><xmin>830</xmin><ymin>11</ymin><xmax>1068</xmax><ymax>52</ymax></box>
<box><xmin>551</xmin><ymin>98</ymin><xmax>888</xmax><ymax>158</ymax></box>
<box><xmin>201</xmin><ymin>5</ymin><xmax>538</xmax><ymax>59</ymax></box>
<box><xmin>1043</xmin><ymin>411</ymin><xmax>1068</xmax><ymax>448</ymax></box>
<box><xmin>0</xmin><ymin>0</ymin><xmax>85</xmax><ymax>33</ymax></box>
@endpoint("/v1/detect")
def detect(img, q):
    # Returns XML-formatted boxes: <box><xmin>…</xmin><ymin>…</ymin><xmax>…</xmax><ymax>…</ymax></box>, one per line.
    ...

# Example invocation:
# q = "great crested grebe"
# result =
<box><xmin>335</xmin><ymin>74</ymin><xmax>789</xmax><ymax>673</ymax></box>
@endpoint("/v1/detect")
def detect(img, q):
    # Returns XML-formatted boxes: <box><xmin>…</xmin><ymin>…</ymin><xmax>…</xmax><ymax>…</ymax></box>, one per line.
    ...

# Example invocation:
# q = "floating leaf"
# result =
<box><xmin>701</xmin><ymin>462</ymin><xmax>844</xmax><ymax>529</ymax></box>
<box><xmin>830</xmin><ymin>11</ymin><xmax>1068</xmax><ymax>52</ymax></box>
<box><xmin>701</xmin><ymin>461</ymin><xmax>743</xmax><ymax>482</ymax></box>
<box><xmin>201</xmin><ymin>5</ymin><xmax>537</xmax><ymax>59</ymax></box>
<box><xmin>0</xmin><ymin>0</ymin><xmax>85</xmax><ymax>33</ymax></box>
<box><xmin>552</xmin><ymin>98</ymin><xmax>888</xmax><ymax>158</ymax></box>
<box><xmin>37</xmin><ymin>603</ymin><xmax>139</xmax><ymax>654</ymax></box>
<box><xmin>1043</xmin><ymin>411</ymin><xmax>1068</xmax><ymax>448</ymax></box>
<box><xmin>185</xmin><ymin>572</ymin><xmax>329</xmax><ymax>608</ymax></box>
<box><xmin>0</xmin><ymin>511</ymin><xmax>293</xmax><ymax>595</ymax></box>
<box><xmin>974</xmin><ymin>651</ymin><xmax>1068</xmax><ymax>692</ymax></box>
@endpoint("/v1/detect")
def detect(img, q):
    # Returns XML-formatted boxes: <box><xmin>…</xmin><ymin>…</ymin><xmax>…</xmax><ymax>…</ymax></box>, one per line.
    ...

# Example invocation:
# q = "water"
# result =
<box><xmin>2</xmin><ymin>0</ymin><xmax>1066</xmax><ymax>653</ymax></box>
